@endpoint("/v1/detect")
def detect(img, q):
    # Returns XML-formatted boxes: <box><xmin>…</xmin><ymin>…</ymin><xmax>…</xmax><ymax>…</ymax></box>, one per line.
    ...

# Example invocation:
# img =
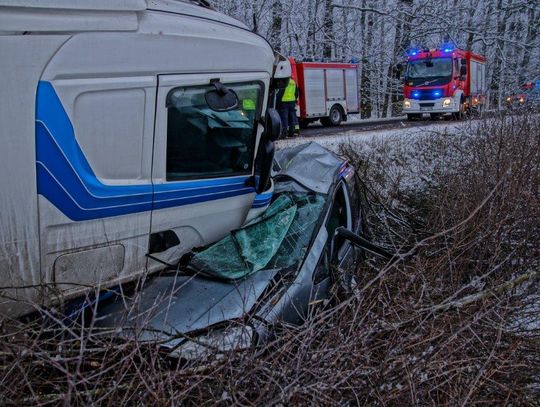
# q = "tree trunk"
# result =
<box><xmin>323</xmin><ymin>0</ymin><xmax>334</xmax><ymax>59</ymax></box>
<box><xmin>270</xmin><ymin>0</ymin><xmax>283</xmax><ymax>52</ymax></box>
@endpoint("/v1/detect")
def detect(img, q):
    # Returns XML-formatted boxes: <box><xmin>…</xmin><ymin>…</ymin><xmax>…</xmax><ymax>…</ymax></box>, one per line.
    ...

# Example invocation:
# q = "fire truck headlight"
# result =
<box><xmin>404</xmin><ymin>100</ymin><xmax>411</xmax><ymax>109</ymax></box>
<box><xmin>443</xmin><ymin>98</ymin><xmax>452</xmax><ymax>108</ymax></box>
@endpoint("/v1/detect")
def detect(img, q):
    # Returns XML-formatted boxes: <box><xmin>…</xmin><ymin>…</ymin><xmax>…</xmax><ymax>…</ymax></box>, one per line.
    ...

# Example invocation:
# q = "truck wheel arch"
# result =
<box><xmin>322</xmin><ymin>104</ymin><xmax>345</xmax><ymax>127</ymax></box>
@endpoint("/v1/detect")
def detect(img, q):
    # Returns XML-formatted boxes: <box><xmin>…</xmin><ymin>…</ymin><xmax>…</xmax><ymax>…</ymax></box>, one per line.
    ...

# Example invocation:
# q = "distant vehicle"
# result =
<box><xmin>506</xmin><ymin>81</ymin><xmax>540</xmax><ymax>108</ymax></box>
<box><xmin>504</xmin><ymin>93</ymin><xmax>526</xmax><ymax>107</ymax></box>
<box><xmin>399</xmin><ymin>44</ymin><xmax>486</xmax><ymax>120</ymax></box>
<box><xmin>0</xmin><ymin>0</ymin><xmax>287</xmax><ymax>319</ymax></box>
<box><xmin>288</xmin><ymin>58</ymin><xmax>360</xmax><ymax>128</ymax></box>
<box><xmin>524</xmin><ymin>81</ymin><xmax>540</xmax><ymax>107</ymax></box>
<box><xmin>96</xmin><ymin>143</ymin><xmax>380</xmax><ymax>359</ymax></box>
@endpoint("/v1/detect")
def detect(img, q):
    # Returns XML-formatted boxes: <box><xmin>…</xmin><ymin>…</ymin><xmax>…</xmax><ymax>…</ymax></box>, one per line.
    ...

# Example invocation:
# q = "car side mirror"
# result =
<box><xmin>265</xmin><ymin>108</ymin><xmax>282</xmax><ymax>142</ymax></box>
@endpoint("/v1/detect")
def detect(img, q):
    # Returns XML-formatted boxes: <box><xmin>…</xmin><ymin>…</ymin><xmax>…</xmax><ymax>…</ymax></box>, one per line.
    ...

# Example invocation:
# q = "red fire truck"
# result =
<box><xmin>289</xmin><ymin>58</ymin><xmax>360</xmax><ymax>128</ymax></box>
<box><xmin>401</xmin><ymin>45</ymin><xmax>486</xmax><ymax>120</ymax></box>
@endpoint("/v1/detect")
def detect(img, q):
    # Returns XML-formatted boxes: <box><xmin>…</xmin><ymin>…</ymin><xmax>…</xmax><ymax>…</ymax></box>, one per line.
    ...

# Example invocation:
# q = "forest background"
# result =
<box><xmin>213</xmin><ymin>0</ymin><xmax>540</xmax><ymax>117</ymax></box>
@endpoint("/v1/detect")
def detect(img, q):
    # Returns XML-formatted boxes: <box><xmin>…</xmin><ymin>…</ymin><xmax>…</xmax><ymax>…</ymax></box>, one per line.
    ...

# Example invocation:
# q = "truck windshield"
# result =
<box><xmin>166</xmin><ymin>82</ymin><xmax>262</xmax><ymax>180</ymax></box>
<box><xmin>406</xmin><ymin>58</ymin><xmax>452</xmax><ymax>85</ymax></box>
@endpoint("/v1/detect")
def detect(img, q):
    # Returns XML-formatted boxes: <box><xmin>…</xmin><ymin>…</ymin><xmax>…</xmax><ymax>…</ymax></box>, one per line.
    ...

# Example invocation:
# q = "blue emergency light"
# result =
<box><xmin>412</xmin><ymin>91</ymin><xmax>420</xmax><ymax>99</ymax></box>
<box><xmin>441</xmin><ymin>42</ymin><xmax>454</xmax><ymax>53</ymax></box>
<box><xmin>433</xmin><ymin>90</ymin><xmax>442</xmax><ymax>98</ymax></box>
<box><xmin>408</xmin><ymin>48</ymin><xmax>420</xmax><ymax>57</ymax></box>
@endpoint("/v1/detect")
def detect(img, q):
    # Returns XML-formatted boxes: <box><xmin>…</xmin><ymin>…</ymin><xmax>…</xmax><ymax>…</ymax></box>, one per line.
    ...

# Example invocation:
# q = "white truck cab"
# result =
<box><xmin>0</xmin><ymin>0</ymin><xmax>282</xmax><ymax>318</ymax></box>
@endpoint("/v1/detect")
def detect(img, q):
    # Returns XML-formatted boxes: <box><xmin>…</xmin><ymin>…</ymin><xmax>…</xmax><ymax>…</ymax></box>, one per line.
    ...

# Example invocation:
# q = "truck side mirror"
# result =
<box><xmin>255</xmin><ymin>139</ymin><xmax>274</xmax><ymax>194</ymax></box>
<box><xmin>394</xmin><ymin>64</ymin><xmax>402</xmax><ymax>80</ymax></box>
<box><xmin>265</xmin><ymin>108</ymin><xmax>282</xmax><ymax>142</ymax></box>
<box><xmin>271</xmin><ymin>77</ymin><xmax>289</xmax><ymax>91</ymax></box>
<box><xmin>460</xmin><ymin>65</ymin><xmax>467</xmax><ymax>77</ymax></box>
<box><xmin>205</xmin><ymin>79</ymin><xmax>239</xmax><ymax>112</ymax></box>
<box><xmin>254</xmin><ymin>108</ymin><xmax>281</xmax><ymax>194</ymax></box>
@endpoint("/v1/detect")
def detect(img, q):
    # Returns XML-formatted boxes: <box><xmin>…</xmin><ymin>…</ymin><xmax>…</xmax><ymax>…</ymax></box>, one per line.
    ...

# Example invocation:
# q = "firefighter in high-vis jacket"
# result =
<box><xmin>276</xmin><ymin>78</ymin><xmax>300</xmax><ymax>138</ymax></box>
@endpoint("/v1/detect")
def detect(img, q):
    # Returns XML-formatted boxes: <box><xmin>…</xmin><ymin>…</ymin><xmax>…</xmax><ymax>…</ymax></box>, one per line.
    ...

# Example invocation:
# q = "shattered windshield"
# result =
<box><xmin>189</xmin><ymin>192</ymin><xmax>326</xmax><ymax>281</ymax></box>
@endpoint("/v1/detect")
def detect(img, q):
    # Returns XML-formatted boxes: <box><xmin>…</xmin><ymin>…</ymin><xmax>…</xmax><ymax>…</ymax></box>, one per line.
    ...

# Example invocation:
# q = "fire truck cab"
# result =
<box><xmin>401</xmin><ymin>45</ymin><xmax>486</xmax><ymax>120</ymax></box>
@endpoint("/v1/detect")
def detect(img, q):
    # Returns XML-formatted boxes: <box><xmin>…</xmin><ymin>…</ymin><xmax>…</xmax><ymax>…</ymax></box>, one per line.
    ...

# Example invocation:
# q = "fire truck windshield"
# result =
<box><xmin>406</xmin><ymin>57</ymin><xmax>452</xmax><ymax>86</ymax></box>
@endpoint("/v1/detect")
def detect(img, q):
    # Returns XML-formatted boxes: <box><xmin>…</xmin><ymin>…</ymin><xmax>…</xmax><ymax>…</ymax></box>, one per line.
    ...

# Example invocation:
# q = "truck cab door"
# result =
<box><xmin>148</xmin><ymin>72</ymin><xmax>269</xmax><ymax>269</ymax></box>
<box><xmin>36</xmin><ymin>77</ymin><xmax>156</xmax><ymax>298</ymax></box>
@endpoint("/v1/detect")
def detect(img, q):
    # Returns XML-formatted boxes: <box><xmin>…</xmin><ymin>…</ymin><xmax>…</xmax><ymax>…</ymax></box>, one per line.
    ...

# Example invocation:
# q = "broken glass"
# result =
<box><xmin>190</xmin><ymin>192</ymin><xmax>326</xmax><ymax>281</ymax></box>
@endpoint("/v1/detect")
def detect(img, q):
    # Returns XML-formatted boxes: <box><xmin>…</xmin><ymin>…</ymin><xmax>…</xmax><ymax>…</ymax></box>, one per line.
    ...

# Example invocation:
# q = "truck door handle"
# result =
<box><xmin>149</xmin><ymin>230</ymin><xmax>180</xmax><ymax>254</ymax></box>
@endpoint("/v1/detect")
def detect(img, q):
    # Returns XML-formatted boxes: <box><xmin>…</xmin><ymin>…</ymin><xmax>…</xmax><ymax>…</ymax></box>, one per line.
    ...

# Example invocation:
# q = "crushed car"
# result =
<box><xmin>95</xmin><ymin>142</ymin><xmax>383</xmax><ymax>359</ymax></box>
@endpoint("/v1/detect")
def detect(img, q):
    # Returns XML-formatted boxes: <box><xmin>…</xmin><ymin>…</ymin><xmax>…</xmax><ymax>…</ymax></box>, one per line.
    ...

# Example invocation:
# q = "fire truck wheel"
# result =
<box><xmin>453</xmin><ymin>100</ymin><xmax>466</xmax><ymax>120</ymax></box>
<box><xmin>323</xmin><ymin>105</ymin><xmax>343</xmax><ymax>126</ymax></box>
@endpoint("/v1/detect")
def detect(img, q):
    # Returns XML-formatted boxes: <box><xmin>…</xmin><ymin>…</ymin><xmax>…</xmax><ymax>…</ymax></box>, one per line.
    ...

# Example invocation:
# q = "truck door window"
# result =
<box><xmin>166</xmin><ymin>82</ymin><xmax>262</xmax><ymax>180</ymax></box>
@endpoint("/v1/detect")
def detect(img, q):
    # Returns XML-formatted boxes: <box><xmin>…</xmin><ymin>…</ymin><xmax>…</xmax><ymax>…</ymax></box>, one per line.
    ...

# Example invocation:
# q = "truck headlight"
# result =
<box><xmin>403</xmin><ymin>100</ymin><xmax>411</xmax><ymax>109</ymax></box>
<box><xmin>443</xmin><ymin>98</ymin><xmax>452</xmax><ymax>108</ymax></box>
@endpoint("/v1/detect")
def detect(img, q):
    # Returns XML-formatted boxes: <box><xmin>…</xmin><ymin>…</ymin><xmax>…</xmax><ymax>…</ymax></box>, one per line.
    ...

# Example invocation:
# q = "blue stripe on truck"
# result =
<box><xmin>35</xmin><ymin>81</ymin><xmax>269</xmax><ymax>221</ymax></box>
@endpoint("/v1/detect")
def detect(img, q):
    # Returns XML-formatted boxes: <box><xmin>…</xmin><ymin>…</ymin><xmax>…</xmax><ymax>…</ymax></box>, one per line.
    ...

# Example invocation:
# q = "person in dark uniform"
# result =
<box><xmin>276</xmin><ymin>78</ymin><xmax>300</xmax><ymax>138</ymax></box>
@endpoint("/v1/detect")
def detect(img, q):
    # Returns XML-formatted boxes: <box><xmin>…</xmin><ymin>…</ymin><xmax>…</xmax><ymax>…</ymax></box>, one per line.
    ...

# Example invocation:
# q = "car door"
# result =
<box><xmin>311</xmin><ymin>181</ymin><xmax>355</xmax><ymax>304</ymax></box>
<box><xmin>148</xmin><ymin>72</ymin><xmax>270</xmax><ymax>269</ymax></box>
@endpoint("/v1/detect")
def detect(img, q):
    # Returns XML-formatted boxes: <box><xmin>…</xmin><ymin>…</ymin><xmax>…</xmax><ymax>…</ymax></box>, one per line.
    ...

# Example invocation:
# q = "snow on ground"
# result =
<box><xmin>277</xmin><ymin>119</ymin><xmax>480</xmax><ymax>196</ymax></box>
<box><xmin>276</xmin><ymin>120</ymin><xmax>468</xmax><ymax>152</ymax></box>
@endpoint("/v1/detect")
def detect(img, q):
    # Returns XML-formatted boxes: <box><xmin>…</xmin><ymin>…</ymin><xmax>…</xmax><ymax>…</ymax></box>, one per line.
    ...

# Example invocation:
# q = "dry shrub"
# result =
<box><xmin>1</xmin><ymin>112</ymin><xmax>539</xmax><ymax>405</ymax></box>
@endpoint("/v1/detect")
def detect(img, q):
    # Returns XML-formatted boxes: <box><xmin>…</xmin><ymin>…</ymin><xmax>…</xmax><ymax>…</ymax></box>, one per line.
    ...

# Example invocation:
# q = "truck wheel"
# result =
<box><xmin>453</xmin><ymin>100</ymin><xmax>466</xmax><ymax>120</ymax></box>
<box><xmin>322</xmin><ymin>105</ymin><xmax>343</xmax><ymax>127</ymax></box>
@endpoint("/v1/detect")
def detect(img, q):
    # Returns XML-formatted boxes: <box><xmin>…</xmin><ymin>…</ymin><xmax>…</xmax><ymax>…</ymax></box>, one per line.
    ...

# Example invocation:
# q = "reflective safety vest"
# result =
<box><xmin>242</xmin><ymin>98</ymin><xmax>256</xmax><ymax>111</ymax></box>
<box><xmin>281</xmin><ymin>79</ymin><xmax>297</xmax><ymax>102</ymax></box>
